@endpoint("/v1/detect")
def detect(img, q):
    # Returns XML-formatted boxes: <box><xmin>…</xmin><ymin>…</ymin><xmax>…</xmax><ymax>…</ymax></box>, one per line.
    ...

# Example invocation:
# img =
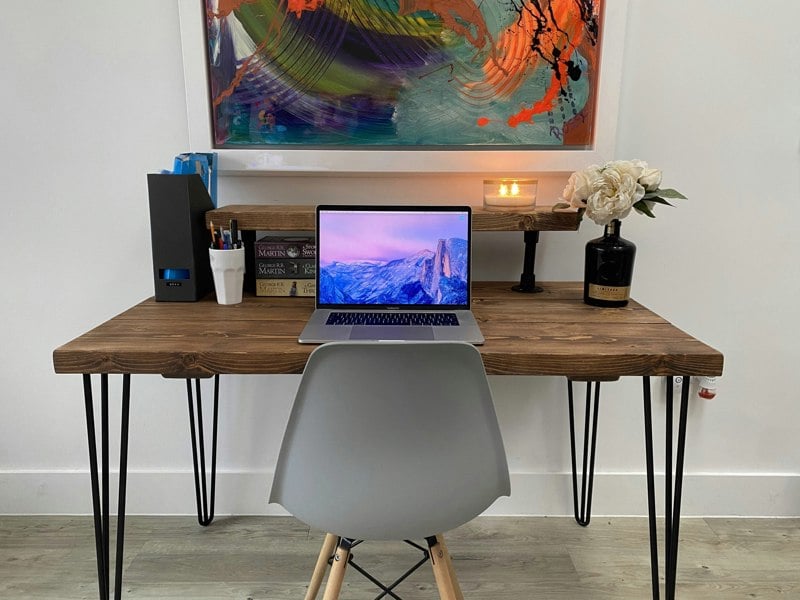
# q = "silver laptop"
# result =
<box><xmin>298</xmin><ymin>205</ymin><xmax>484</xmax><ymax>344</ymax></box>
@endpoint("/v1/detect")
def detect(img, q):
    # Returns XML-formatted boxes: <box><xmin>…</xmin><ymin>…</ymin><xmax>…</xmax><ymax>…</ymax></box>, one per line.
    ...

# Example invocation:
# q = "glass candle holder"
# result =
<box><xmin>483</xmin><ymin>179</ymin><xmax>537</xmax><ymax>211</ymax></box>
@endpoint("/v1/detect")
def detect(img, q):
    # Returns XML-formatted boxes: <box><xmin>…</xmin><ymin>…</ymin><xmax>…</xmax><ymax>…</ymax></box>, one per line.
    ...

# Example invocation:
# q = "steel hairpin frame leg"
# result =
<box><xmin>186</xmin><ymin>375</ymin><xmax>220</xmax><ymax>527</ymax></box>
<box><xmin>567</xmin><ymin>378</ymin><xmax>602</xmax><ymax>527</ymax></box>
<box><xmin>643</xmin><ymin>375</ymin><xmax>690</xmax><ymax>600</ymax></box>
<box><xmin>83</xmin><ymin>373</ymin><xmax>131</xmax><ymax>600</ymax></box>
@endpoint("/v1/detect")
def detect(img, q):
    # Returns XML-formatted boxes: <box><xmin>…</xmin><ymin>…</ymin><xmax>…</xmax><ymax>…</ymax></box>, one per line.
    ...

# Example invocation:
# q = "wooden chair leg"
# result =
<box><xmin>428</xmin><ymin>534</ymin><xmax>463</xmax><ymax>600</ymax></box>
<box><xmin>436</xmin><ymin>535</ymin><xmax>464</xmax><ymax>600</ymax></box>
<box><xmin>321</xmin><ymin>538</ymin><xmax>352</xmax><ymax>600</ymax></box>
<box><xmin>304</xmin><ymin>533</ymin><xmax>338</xmax><ymax>600</ymax></box>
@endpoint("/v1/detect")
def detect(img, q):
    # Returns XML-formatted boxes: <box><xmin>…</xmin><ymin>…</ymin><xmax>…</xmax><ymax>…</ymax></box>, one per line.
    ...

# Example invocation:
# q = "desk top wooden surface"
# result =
<box><xmin>53</xmin><ymin>282</ymin><xmax>723</xmax><ymax>380</ymax></box>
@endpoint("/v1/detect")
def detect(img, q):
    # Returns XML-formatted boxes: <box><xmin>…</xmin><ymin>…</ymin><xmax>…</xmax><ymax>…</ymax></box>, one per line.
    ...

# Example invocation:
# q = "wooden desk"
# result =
<box><xmin>53</xmin><ymin>282</ymin><xmax>721</xmax><ymax>378</ymax></box>
<box><xmin>53</xmin><ymin>282</ymin><xmax>723</xmax><ymax>600</ymax></box>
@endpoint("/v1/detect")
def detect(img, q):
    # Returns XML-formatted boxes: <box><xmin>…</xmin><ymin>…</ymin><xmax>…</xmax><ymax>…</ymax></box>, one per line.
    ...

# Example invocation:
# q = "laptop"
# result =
<box><xmin>298</xmin><ymin>205</ymin><xmax>484</xmax><ymax>344</ymax></box>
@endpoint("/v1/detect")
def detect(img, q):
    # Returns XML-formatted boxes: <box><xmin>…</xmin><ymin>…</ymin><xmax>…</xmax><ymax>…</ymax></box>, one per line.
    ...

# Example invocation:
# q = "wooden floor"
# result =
<box><xmin>1</xmin><ymin>516</ymin><xmax>798</xmax><ymax>599</ymax></box>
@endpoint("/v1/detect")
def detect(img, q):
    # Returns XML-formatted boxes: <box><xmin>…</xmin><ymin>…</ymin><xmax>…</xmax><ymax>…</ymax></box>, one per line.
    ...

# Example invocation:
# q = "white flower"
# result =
<box><xmin>639</xmin><ymin>167</ymin><xmax>662</xmax><ymax>192</ymax></box>
<box><xmin>562</xmin><ymin>159</ymin><xmax>682</xmax><ymax>224</ymax></box>
<box><xmin>584</xmin><ymin>163</ymin><xmax>645</xmax><ymax>226</ymax></box>
<box><xmin>605</xmin><ymin>159</ymin><xmax>645</xmax><ymax>182</ymax></box>
<box><xmin>562</xmin><ymin>164</ymin><xmax>601</xmax><ymax>207</ymax></box>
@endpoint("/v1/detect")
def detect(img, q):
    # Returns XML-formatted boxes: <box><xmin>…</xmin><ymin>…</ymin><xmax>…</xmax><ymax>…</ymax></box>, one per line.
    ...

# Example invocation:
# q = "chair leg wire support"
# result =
<box><xmin>643</xmin><ymin>375</ymin><xmax>691</xmax><ymax>600</ymax></box>
<box><xmin>310</xmin><ymin>536</ymin><xmax>464</xmax><ymax>600</ymax></box>
<box><xmin>186</xmin><ymin>375</ymin><xmax>220</xmax><ymax>527</ymax></box>
<box><xmin>321</xmin><ymin>539</ymin><xmax>430</xmax><ymax>600</ymax></box>
<box><xmin>567</xmin><ymin>379</ymin><xmax>601</xmax><ymax>527</ymax></box>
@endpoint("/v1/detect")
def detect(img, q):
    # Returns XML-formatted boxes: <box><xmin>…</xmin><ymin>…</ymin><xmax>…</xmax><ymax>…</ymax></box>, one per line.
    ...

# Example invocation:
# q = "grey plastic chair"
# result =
<box><xmin>269</xmin><ymin>341</ymin><xmax>510</xmax><ymax>600</ymax></box>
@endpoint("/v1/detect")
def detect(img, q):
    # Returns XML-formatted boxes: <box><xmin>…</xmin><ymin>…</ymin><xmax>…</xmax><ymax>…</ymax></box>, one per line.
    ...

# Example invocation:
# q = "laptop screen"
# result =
<box><xmin>316</xmin><ymin>206</ymin><xmax>471</xmax><ymax>309</ymax></box>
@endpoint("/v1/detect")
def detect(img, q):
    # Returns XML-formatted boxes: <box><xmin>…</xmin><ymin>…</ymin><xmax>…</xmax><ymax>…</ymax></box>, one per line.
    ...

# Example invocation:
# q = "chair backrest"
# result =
<box><xmin>269</xmin><ymin>341</ymin><xmax>510</xmax><ymax>541</ymax></box>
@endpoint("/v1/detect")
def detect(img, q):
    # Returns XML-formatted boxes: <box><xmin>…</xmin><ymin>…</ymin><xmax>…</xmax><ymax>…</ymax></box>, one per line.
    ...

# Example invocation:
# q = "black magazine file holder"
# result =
<box><xmin>147</xmin><ymin>173</ymin><xmax>214</xmax><ymax>301</ymax></box>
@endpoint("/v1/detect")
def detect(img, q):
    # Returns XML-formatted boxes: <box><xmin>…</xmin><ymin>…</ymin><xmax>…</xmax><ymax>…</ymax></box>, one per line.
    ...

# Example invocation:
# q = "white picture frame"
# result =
<box><xmin>178</xmin><ymin>0</ymin><xmax>628</xmax><ymax>176</ymax></box>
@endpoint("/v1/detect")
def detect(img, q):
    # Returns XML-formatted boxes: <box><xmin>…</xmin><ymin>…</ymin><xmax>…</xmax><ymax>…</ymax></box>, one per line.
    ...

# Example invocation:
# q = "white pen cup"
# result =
<box><xmin>209</xmin><ymin>246</ymin><xmax>245</xmax><ymax>305</ymax></box>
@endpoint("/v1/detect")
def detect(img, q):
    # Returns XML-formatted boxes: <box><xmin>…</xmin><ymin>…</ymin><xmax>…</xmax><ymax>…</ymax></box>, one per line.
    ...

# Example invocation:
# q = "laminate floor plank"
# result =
<box><xmin>1</xmin><ymin>516</ymin><xmax>798</xmax><ymax>599</ymax></box>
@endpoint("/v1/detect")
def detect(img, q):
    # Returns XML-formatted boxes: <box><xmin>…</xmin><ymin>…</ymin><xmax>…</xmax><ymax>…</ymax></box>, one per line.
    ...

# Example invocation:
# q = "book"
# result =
<box><xmin>256</xmin><ymin>258</ymin><xmax>315</xmax><ymax>279</ymax></box>
<box><xmin>255</xmin><ymin>279</ymin><xmax>316</xmax><ymax>297</ymax></box>
<box><xmin>254</xmin><ymin>235</ymin><xmax>315</xmax><ymax>259</ymax></box>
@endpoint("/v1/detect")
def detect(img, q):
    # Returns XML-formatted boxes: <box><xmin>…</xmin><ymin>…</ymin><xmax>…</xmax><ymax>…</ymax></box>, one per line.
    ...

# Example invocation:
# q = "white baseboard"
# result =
<box><xmin>1</xmin><ymin>471</ymin><xmax>798</xmax><ymax>517</ymax></box>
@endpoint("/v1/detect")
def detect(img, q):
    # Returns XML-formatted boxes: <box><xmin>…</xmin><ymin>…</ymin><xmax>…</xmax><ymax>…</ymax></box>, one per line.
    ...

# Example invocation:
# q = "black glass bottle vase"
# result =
<box><xmin>584</xmin><ymin>219</ymin><xmax>636</xmax><ymax>307</ymax></box>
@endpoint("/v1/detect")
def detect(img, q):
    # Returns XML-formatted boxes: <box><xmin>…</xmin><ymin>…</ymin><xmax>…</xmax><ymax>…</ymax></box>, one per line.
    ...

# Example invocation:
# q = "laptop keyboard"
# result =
<box><xmin>326</xmin><ymin>312</ymin><xmax>460</xmax><ymax>326</ymax></box>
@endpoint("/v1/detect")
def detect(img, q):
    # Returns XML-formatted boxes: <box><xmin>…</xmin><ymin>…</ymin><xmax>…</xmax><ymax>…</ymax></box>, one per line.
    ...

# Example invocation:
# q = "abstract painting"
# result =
<box><xmin>204</xmin><ymin>0</ymin><xmax>605</xmax><ymax>148</ymax></box>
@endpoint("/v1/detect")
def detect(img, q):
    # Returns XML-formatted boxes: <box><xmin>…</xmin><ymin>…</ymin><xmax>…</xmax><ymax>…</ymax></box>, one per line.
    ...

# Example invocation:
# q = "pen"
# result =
<box><xmin>209</xmin><ymin>220</ymin><xmax>216</xmax><ymax>248</ymax></box>
<box><xmin>230</xmin><ymin>219</ymin><xmax>238</xmax><ymax>249</ymax></box>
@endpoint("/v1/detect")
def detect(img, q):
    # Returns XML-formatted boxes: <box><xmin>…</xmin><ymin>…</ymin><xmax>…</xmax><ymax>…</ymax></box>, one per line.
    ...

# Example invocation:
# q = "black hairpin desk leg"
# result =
<box><xmin>643</xmin><ymin>375</ymin><xmax>690</xmax><ymax>600</ymax></box>
<box><xmin>83</xmin><ymin>373</ymin><xmax>131</xmax><ymax>600</ymax></box>
<box><xmin>567</xmin><ymin>379</ymin><xmax>601</xmax><ymax>527</ymax></box>
<box><xmin>512</xmin><ymin>230</ymin><xmax>543</xmax><ymax>293</ymax></box>
<box><xmin>186</xmin><ymin>375</ymin><xmax>219</xmax><ymax>526</ymax></box>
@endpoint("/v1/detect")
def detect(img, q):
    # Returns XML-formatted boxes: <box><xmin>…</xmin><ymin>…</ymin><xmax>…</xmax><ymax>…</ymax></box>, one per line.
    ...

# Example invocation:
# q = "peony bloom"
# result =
<box><xmin>563</xmin><ymin>164</ymin><xmax>602</xmax><ymax>208</ymax></box>
<box><xmin>584</xmin><ymin>166</ymin><xmax>645</xmax><ymax>225</ymax></box>
<box><xmin>639</xmin><ymin>167</ymin><xmax>662</xmax><ymax>192</ymax></box>
<box><xmin>561</xmin><ymin>159</ymin><xmax>681</xmax><ymax>225</ymax></box>
<box><xmin>605</xmin><ymin>160</ymin><xmax>645</xmax><ymax>182</ymax></box>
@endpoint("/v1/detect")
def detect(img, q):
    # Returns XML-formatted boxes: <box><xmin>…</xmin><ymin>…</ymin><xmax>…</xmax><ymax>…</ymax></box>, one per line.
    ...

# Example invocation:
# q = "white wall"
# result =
<box><xmin>1</xmin><ymin>1</ymin><xmax>798</xmax><ymax>517</ymax></box>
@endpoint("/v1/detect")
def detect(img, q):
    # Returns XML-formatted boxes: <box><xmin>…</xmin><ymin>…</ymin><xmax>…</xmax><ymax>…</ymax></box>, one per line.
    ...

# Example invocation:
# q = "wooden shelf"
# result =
<box><xmin>206</xmin><ymin>204</ymin><xmax>582</xmax><ymax>232</ymax></box>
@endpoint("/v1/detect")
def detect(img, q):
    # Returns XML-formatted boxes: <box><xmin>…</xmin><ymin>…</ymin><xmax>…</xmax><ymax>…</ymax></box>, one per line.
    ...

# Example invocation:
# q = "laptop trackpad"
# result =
<box><xmin>349</xmin><ymin>326</ymin><xmax>435</xmax><ymax>340</ymax></box>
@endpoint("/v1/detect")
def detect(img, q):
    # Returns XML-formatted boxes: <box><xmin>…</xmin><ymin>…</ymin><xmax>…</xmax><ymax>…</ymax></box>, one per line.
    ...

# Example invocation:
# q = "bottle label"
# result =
<box><xmin>588</xmin><ymin>283</ymin><xmax>630</xmax><ymax>301</ymax></box>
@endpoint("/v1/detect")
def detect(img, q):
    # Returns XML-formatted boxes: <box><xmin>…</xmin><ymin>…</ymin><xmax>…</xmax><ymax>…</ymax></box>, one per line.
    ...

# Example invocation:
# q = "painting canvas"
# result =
<box><xmin>204</xmin><ymin>0</ymin><xmax>605</xmax><ymax>149</ymax></box>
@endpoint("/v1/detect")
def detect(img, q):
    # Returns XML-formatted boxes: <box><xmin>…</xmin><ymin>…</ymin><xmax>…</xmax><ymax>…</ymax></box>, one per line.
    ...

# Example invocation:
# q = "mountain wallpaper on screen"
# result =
<box><xmin>320</xmin><ymin>238</ymin><xmax>468</xmax><ymax>305</ymax></box>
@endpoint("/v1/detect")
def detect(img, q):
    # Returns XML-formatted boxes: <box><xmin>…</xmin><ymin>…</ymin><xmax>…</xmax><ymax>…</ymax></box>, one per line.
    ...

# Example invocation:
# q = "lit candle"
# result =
<box><xmin>483</xmin><ymin>179</ymin><xmax>537</xmax><ymax>211</ymax></box>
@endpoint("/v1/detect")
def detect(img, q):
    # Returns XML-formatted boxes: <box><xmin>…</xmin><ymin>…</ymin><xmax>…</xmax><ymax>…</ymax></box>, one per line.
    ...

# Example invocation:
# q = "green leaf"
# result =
<box><xmin>642</xmin><ymin>195</ymin><xmax>674</xmax><ymax>207</ymax></box>
<box><xmin>633</xmin><ymin>200</ymin><xmax>656</xmax><ymax>218</ymax></box>
<box><xmin>651</xmin><ymin>188</ymin><xmax>687</xmax><ymax>200</ymax></box>
<box><xmin>552</xmin><ymin>202</ymin><xmax>571</xmax><ymax>211</ymax></box>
